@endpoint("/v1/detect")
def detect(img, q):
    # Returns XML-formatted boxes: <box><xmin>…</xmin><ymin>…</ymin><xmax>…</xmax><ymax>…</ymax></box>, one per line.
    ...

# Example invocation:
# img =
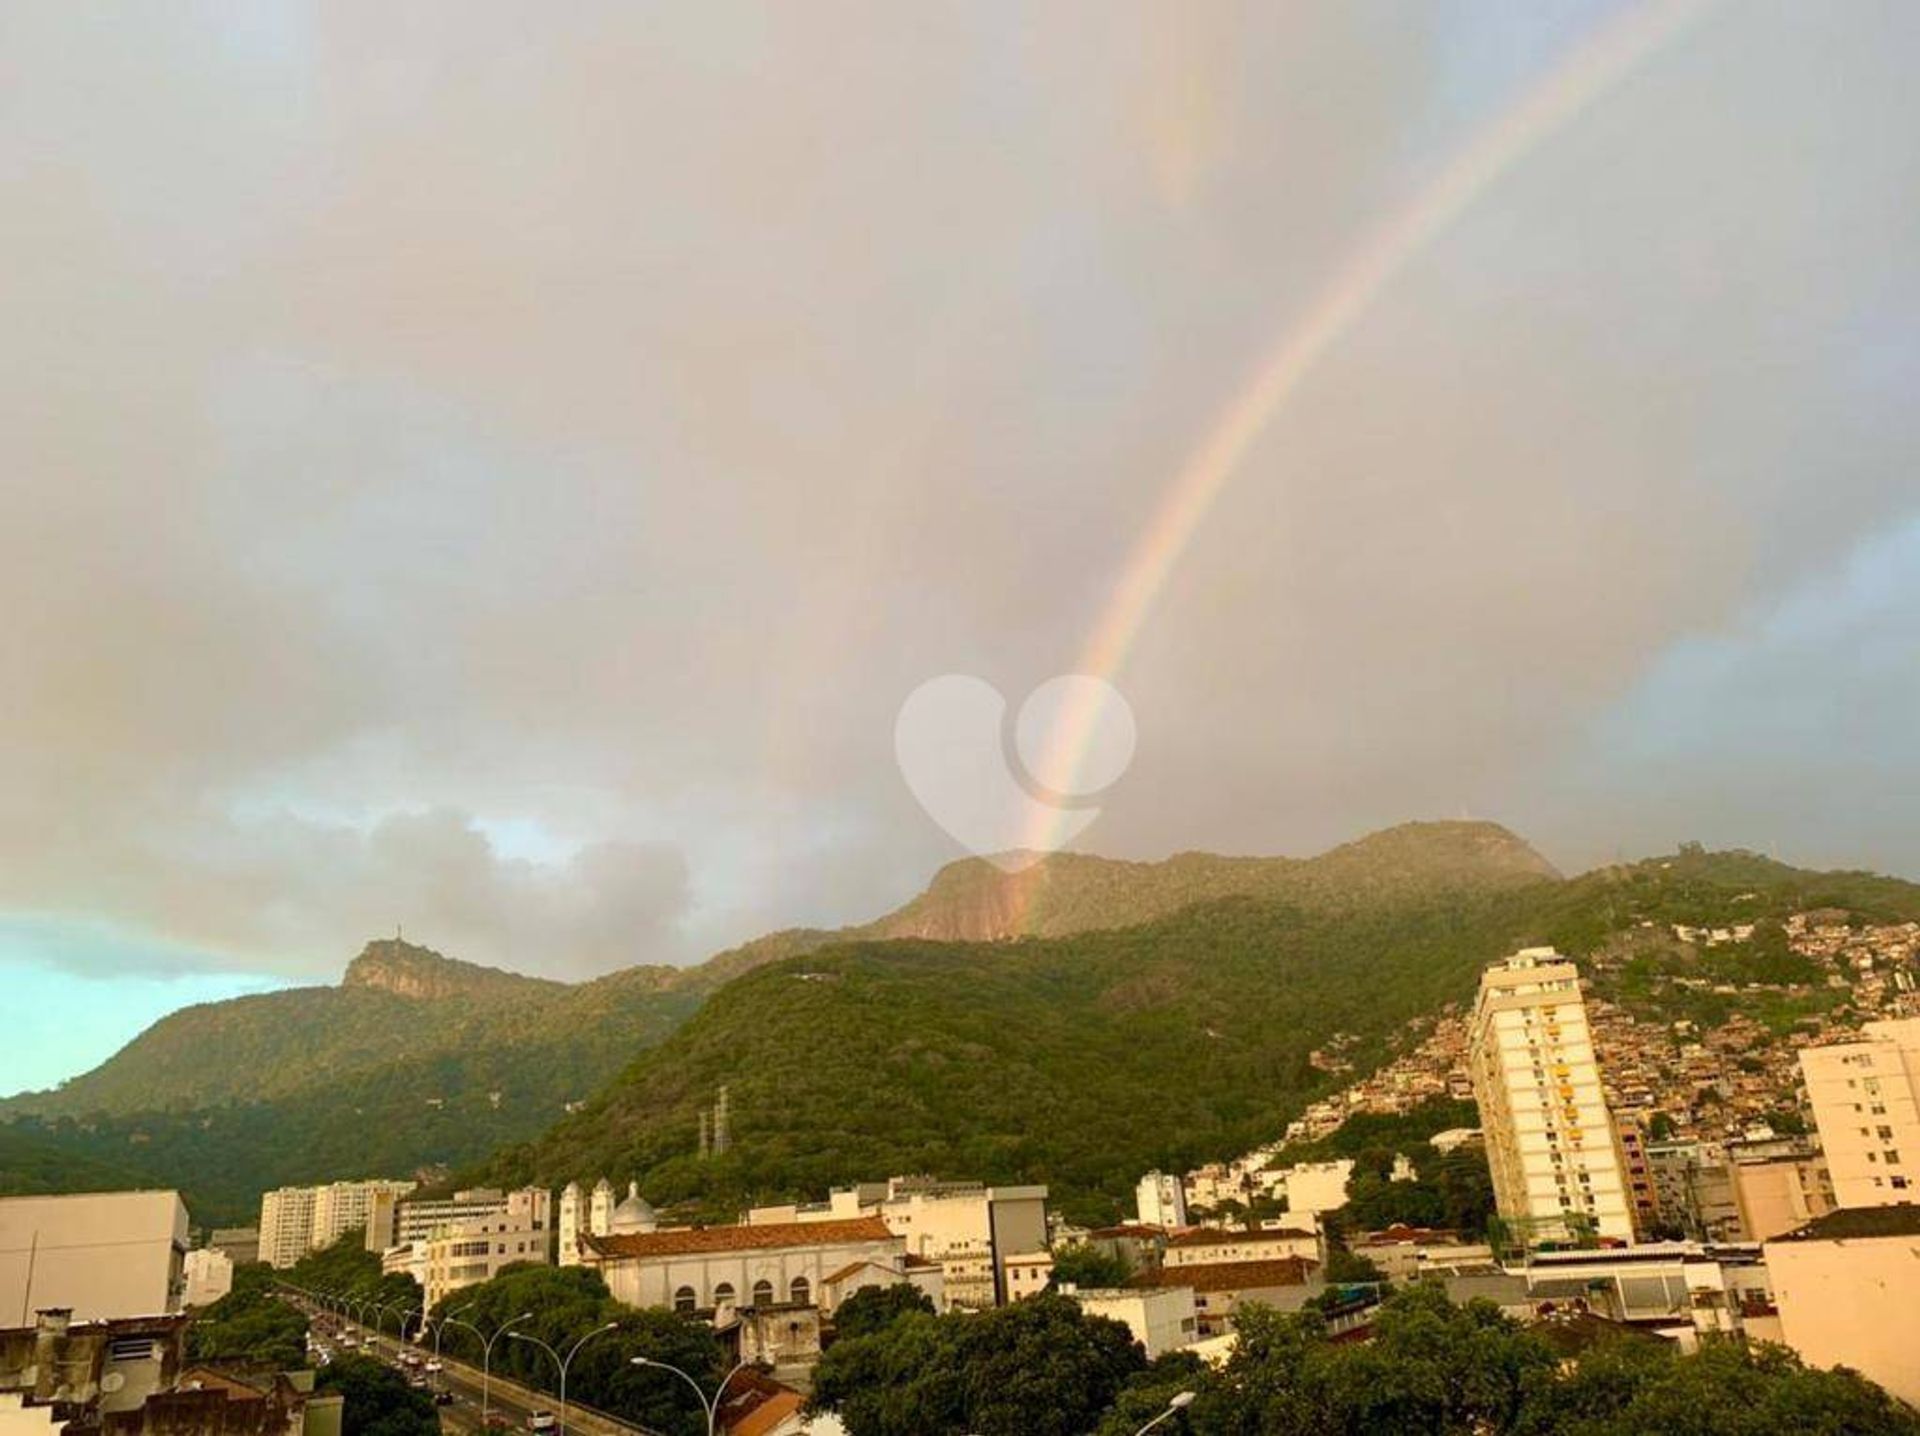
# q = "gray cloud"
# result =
<box><xmin>2</xmin><ymin>1</ymin><xmax>1919</xmax><ymax>985</ymax></box>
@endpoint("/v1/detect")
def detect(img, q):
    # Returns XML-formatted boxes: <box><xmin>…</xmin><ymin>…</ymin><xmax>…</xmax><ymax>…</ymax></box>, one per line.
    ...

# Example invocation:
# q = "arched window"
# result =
<box><xmin>752</xmin><ymin>1279</ymin><xmax>774</xmax><ymax>1307</ymax></box>
<box><xmin>713</xmin><ymin>1283</ymin><xmax>736</xmax><ymax>1307</ymax></box>
<box><xmin>788</xmin><ymin>1276</ymin><xmax>811</xmax><ymax>1307</ymax></box>
<box><xmin>673</xmin><ymin>1286</ymin><xmax>697</xmax><ymax>1314</ymax></box>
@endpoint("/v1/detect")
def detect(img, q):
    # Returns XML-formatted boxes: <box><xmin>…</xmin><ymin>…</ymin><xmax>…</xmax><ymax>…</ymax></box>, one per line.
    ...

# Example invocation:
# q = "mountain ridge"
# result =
<box><xmin>0</xmin><ymin>819</ymin><xmax>1561</xmax><ymax>1221</ymax></box>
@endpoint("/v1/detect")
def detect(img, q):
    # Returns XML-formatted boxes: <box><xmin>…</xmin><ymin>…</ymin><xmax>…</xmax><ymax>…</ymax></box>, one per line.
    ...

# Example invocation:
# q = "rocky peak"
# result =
<box><xmin>342</xmin><ymin>939</ymin><xmax>551</xmax><ymax>1000</ymax></box>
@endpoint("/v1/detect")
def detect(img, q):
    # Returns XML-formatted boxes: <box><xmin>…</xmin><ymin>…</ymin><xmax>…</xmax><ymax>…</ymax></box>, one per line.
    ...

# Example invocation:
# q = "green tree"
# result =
<box><xmin>425</xmin><ymin>1263</ymin><xmax>727</xmax><ymax>1436</ymax></box>
<box><xmin>831</xmin><ymin>1282</ymin><xmax>936</xmax><ymax>1339</ymax></box>
<box><xmin>1048</xmin><ymin>1243</ymin><xmax>1133</xmax><ymax>1290</ymax></box>
<box><xmin>316</xmin><ymin>1354</ymin><xmax>438</xmax><ymax>1436</ymax></box>
<box><xmin>812</xmin><ymin>1292</ymin><xmax>1146</xmax><ymax>1436</ymax></box>
<box><xmin>186</xmin><ymin>1263</ymin><xmax>309</xmax><ymax>1370</ymax></box>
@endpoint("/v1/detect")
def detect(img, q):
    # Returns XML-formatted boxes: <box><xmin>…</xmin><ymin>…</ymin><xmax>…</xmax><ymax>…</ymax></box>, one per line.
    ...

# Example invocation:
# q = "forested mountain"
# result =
<box><xmin>14</xmin><ymin>822</ymin><xmax>1913</xmax><ymax>1228</ymax></box>
<box><xmin>484</xmin><ymin>842</ymin><xmax>1920</xmax><ymax>1224</ymax></box>
<box><xmin>0</xmin><ymin>821</ymin><xmax>1552</xmax><ymax>1222</ymax></box>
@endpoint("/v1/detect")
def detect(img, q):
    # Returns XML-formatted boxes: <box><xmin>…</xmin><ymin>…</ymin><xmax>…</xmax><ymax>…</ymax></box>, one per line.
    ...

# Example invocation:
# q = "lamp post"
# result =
<box><xmin>628</xmin><ymin>1355</ymin><xmax>752</xmax><ymax>1436</ymax></box>
<box><xmin>508</xmin><ymin>1323</ymin><xmax>618</xmax><ymax>1436</ymax></box>
<box><xmin>442</xmin><ymin>1310</ymin><xmax>532</xmax><ymax>1427</ymax></box>
<box><xmin>1134</xmin><ymin>1390</ymin><xmax>1197</xmax><ymax>1435</ymax></box>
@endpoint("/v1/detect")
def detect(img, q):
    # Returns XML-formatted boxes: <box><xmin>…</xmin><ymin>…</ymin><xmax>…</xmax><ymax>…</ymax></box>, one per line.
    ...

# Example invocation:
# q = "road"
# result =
<box><xmin>298</xmin><ymin>1306</ymin><xmax>655</xmax><ymax>1436</ymax></box>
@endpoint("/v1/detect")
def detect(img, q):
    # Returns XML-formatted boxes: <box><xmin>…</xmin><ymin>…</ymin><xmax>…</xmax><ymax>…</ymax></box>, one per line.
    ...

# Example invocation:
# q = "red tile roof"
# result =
<box><xmin>729</xmin><ymin>1391</ymin><xmax>805</xmax><ymax>1436</ymax></box>
<box><xmin>1167</xmin><ymin>1227</ymin><xmax>1316</xmax><ymax>1247</ymax></box>
<box><xmin>1140</xmin><ymin>1256</ymin><xmax>1318</xmax><ymax>1294</ymax></box>
<box><xmin>583</xmin><ymin>1215</ymin><xmax>897</xmax><ymax>1259</ymax></box>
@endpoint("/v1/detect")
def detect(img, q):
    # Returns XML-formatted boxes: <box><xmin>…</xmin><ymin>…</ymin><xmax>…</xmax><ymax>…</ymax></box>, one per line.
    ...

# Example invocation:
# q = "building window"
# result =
<box><xmin>789</xmin><ymin>1276</ymin><xmax>811</xmax><ymax>1306</ymax></box>
<box><xmin>713</xmin><ymin>1283</ymin><xmax>736</xmax><ymax>1307</ymax></box>
<box><xmin>674</xmin><ymin>1287</ymin><xmax>697</xmax><ymax>1314</ymax></box>
<box><xmin>753</xmin><ymin>1279</ymin><xmax>774</xmax><ymax>1306</ymax></box>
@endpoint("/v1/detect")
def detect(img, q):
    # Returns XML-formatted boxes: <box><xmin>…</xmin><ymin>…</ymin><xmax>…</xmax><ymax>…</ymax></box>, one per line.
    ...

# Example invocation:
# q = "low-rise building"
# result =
<box><xmin>818</xmin><ymin>1256</ymin><xmax>944</xmax><ymax>1314</ymax></box>
<box><xmin>1348</xmin><ymin>1225</ymin><xmax>1493</xmax><ymax>1281</ymax></box>
<box><xmin>181</xmin><ymin>1248</ymin><xmax>233</xmax><ymax>1308</ymax></box>
<box><xmin>0</xmin><ymin>1192</ymin><xmax>190</xmax><ymax>1321</ymax></box>
<box><xmin>0</xmin><ymin>1310</ymin><xmax>188</xmax><ymax>1426</ymax></box>
<box><xmin>1765</xmin><ymin>1204</ymin><xmax>1920</xmax><ymax>1408</ymax></box>
<box><xmin>1002</xmin><ymin>1251</ymin><xmax>1053</xmax><ymax>1302</ymax></box>
<box><xmin>1270</xmin><ymin>1161</ymin><xmax>1354</xmax><ymax>1218</ymax></box>
<box><xmin>743</xmin><ymin>1178</ymin><xmax>1047</xmax><ymax>1310</ymax></box>
<box><xmin>1081</xmin><ymin>1225</ymin><xmax>1167</xmax><ymax>1275</ymax></box>
<box><xmin>206</xmin><ymin>1228</ymin><xmax>261</xmax><ymax>1268</ymax></box>
<box><xmin>1062</xmin><ymin>1285</ymin><xmax>1198</xmax><ymax>1359</ymax></box>
<box><xmin>581</xmin><ymin>1217</ymin><xmax>905</xmax><ymax>1315</ymax></box>
<box><xmin>1730</xmin><ymin>1149</ymin><xmax>1834</xmax><ymax>1242</ymax></box>
<box><xmin>1162</xmin><ymin>1227</ymin><xmax>1320</xmax><ymax>1269</ymax></box>
<box><xmin>1137</xmin><ymin>1257</ymin><xmax>1319</xmax><ymax>1338</ymax></box>
<box><xmin>1517</xmin><ymin>1243</ymin><xmax>1773</xmax><ymax>1348</ymax></box>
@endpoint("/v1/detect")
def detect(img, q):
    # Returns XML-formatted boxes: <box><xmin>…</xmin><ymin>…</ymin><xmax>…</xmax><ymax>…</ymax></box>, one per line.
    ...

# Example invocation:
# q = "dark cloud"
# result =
<box><xmin>1</xmin><ymin>0</ymin><xmax>1918</xmax><ymax>990</ymax></box>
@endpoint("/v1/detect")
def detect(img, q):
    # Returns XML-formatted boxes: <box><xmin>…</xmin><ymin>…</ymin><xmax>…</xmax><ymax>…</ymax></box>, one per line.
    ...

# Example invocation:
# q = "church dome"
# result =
<box><xmin>609</xmin><ymin>1181</ymin><xmax>657</xmax><ymax>1233</ymax></box>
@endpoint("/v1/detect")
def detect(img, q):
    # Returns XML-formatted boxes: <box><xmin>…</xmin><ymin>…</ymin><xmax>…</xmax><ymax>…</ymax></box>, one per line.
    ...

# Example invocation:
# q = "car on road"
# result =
<box><xmin>432</xmin><ymin>1389</ymin><xmax>455</xmax><ymax>1407</ymax></box>
<box><xmin>527</xmin><ymin>1412</ymin><xmax>558</xmax><ymax>1432</ymax></box>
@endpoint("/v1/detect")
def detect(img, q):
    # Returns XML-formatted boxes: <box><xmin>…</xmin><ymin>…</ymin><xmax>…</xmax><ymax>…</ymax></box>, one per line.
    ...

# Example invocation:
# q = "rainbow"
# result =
<box><xmin>1021</xmin><ymin>0</ymin><xmax>1714</xmax><ymax>862</ymax></box>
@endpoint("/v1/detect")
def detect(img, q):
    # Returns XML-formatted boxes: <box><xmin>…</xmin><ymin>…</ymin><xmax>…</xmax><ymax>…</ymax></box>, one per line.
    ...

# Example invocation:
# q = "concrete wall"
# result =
<box><xmin>1766</xmin><ymin>1232</ymin><xmax>1920</xmax><ymax>1408</ymax></box>
<box><xmin>0</xmin><ymin>1194</ymin><xmax>188</xmax><ymax>1323</ymax></box>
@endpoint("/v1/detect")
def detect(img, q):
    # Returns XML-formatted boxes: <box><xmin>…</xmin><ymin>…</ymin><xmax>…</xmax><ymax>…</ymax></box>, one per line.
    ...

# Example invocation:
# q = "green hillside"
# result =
<box><xmin>486</xmin><ymin>843</ymin><xmax>1920</xmax><ymax>1224</ymax></box>
<box><xmin>0</xmin><ymin>1124</ymin><xmax>163</xmax><ymax>1199</ymax></box>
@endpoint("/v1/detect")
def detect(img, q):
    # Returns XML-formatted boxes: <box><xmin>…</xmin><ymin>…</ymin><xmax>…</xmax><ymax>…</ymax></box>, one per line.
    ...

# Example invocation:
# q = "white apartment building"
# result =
<box><xmin>1468</xmin><ymin>949</ymin><xmax>1634</xmax><ymax>1244</ymax></box>
<box><xmin>744</xmin><ymin>1177</ymin><xmax>1048</xmax><ymax>1310</ymax></box>
<box><xmin>385</xmin><ymin>1187</ymin><xmax>551</xmax><ymax>1250</ymax></box>
<box><xmin>1136</xmin><ymin>1172</ymin><xmax>1188</xmax><ymax>1229</ymax></box>
<box><xmin>381</xmin><ymin>1188</ymin><xmax>554</xmax><ymax>1308</ymax></box>
<box><xmin>0</xmin><ymin>1191</ymin><xmax>190</xmax><ymax>1322</ymax></box>
<box><xmin>1800</xmin><ymin>1017</ymin><xmax>1920</xmax><ymax>1207</ymax></box>
<box><xmin>258</xmin><ymin>1180</ymin><xmax>415</xmax><ymax>1269</ymax></box>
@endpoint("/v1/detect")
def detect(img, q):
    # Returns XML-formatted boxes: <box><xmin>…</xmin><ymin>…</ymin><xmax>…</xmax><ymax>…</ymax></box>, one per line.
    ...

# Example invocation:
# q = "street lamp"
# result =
<box><xmin>1134</xmin><ymin>1390</ymin><xmax>1196</xmax><ymax>1435</ymax></box>
<box><xmin>442</xmin><ymin>1310</ymin><xmax>532</xmax><ymax>1426</ymax></box>
<box><xmin>629</xmin><ymin>1355</ymin><xmax>753</xmax><ymax>1436</ymax></box>
<box><xmin>508</xmin><ymin>1322</ymin><xmax>618</xmax><ymax>1436</ymax></box>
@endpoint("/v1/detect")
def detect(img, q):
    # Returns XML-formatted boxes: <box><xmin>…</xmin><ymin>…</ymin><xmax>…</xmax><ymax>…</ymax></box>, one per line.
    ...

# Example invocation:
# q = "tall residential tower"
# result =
<box><xmin>1469</xmin><ymin>948</ymin><xmax>1633</xmax><ymax>1244</ymax></box>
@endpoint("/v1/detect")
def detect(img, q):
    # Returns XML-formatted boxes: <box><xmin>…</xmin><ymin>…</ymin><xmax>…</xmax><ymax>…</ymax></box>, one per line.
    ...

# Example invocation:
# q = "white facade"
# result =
<box><xmin>1800</xmin><ymin>1018</ymin><xmax>1920</xmax><ymax>1208</ymax></box>
<box><xmin>381</xmin><ymin>1188</ymin><xmax>553</xmax><ymax>1307</ymax></box>
<box><xmin>0</xmin><ymin>1192</ymin><xmax>189</xmax><ymax>1321</ymax></box>
<box><xmin>1271</xmin><ymin>1161</ymin><xmax>1353</xmax><ymax>1217</ymax></box>
<box><xmin>1002</xmin><ymin>1251</ymin><xmax>1053</xmax><ymax>1301</ymax></box>
<box><xmin>258</xmin><ymin>1180</ymin><xmax>414</xmax><ymax>1269</ymax></box>
<box><xmin>1162</xmin><ymin>1228</ymin><xmax>1320</xmax><ymax>1268</ymax></box>
<box><xmin>1135</xmin><ymin>1172</ymin><xmax>1187</xmax><ymax>1229</ymax></box>
<box><xmin>558</xmin><ymin>1179</ymin><xmax>651</xmax><ymax>1265</ymax></box>
<box><xmin>181</xmin><ymin>1248</ymin><xmax>233</xmax><ymax>1308</ymax></box>
<box><xmin>258</xmin><ymin>1187</ymin><xmax>317</xmax><ymax>1270</ymax></box>
<box><xmin>582</xmin><ymin>1218</ymin><xmax>905</xmax><ymax>1314</ymax></box>
<box><xmin>1469</xmin><ymin>949</ymin><xmax>1634</xmax><ymax>1244</ymax></box>
<box><xmin>743</xmin><ymin>1178</ymin><xmax>1047</xmax><ymax>1310</ymax></box>
<box><xmin>1064</xmin><ymin>1286</ymin><xmax>1199</xmax><ymax>1359</ymax></box>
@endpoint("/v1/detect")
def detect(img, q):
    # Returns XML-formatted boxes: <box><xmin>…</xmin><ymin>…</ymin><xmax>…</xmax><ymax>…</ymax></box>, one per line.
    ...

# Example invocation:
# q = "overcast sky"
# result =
<box><xmin>5</xmin><ymin>0</ymin><xmax>1919</xmax><ymax>1093</ymax></box>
